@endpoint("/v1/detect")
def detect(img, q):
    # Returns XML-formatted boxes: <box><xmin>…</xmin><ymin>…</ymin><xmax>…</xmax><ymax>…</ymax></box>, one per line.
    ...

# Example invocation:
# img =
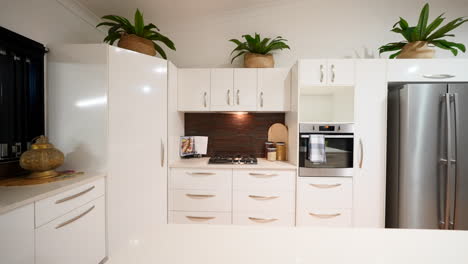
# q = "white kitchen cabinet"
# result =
<box><xmin>353</xmin><ymin>59</ymin><xmax>388</xmax><ymax>228</ymax></box>
<box><xmin>233</xmin><ymin>212</ymin><xmax>295</xmax><ymax>226</ymax></box>
<box><xmin>36</xmin><ymin>197</ymin><xmax>106</xmax><ymax>264</ymax></box>
<box><xmin>210</xmin><ymin>68</ymin><xmax>234</xmax><ymax>111</ymax></box>
<box><xmin>258</xmin><ymin>68</ymin><xmax>291</xmax><ymax>111</ymax></box>
<box><xmin>0</xmin><ymin>204</ymin><xmax>34</xmax><ymax>264</ymax></box>
<box><xmin>387</xmin><ymin>59</ymin><xmax>468</xmax><ymax>82</ymax></box>
<box><xmin>178</xmin><ymin>68</ymin><xmax>211</xmax><ymax>111</ymax></box>
<box><xmin>233</xmin><ymin>68</ymin><xmax>258</xmax><ymax>111</ymax></box>
<box><xmin>169</xmin><ymin>211</ymin><xmax>231</xmax><ymax>225</ymax></box>
<box><xmin>298</xmin><ymin>59</ymin><xmax>354</xmax><ymax>87</ymax></box>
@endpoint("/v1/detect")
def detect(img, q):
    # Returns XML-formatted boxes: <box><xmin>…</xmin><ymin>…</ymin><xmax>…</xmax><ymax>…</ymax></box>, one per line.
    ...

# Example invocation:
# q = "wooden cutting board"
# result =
<box><xmin>268</xmin><ymin>123</ymin><xmax>288</xmax><ymax>143</ymax></box>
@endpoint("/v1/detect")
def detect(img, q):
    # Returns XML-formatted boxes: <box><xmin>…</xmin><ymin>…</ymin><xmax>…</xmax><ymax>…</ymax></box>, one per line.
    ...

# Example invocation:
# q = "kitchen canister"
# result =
<box><xmin>276</xmin><ymin>142</ymin><xmax>287</xmax><ymax>161</ymax></box>
<box><xmin>264</xmin><ymin>142</ymin><xmax>275</xmax><ymax>158</ymax></box>
<box><xmin>267</xmin><ymin>147</ymin><xmax>277</xmax><ymax>161</ymax></box>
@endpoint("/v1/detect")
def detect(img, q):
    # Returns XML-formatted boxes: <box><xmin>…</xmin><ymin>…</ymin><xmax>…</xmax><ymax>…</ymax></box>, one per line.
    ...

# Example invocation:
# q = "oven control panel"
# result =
<box><xmin>299</xmin><ymin>123</ymin><xmax>354</xmax><ymax>134</ymax></box>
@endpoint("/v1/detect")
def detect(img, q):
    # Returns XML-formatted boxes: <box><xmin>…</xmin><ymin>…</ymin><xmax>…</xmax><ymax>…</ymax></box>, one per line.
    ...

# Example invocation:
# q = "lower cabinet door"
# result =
<box><xmin>35</xmin><ymin>196</ymin><xmax>106</xmax><ymax>264</ymax></box>
<box><xmin>169</xmin><ymin>211</ymin><xmax>231</xmax><ymax>225</ymax></box>
<box><xmin>233</xmin><ymin>213</ymin><xmax>295</xmax><ymax>226</ymax></box>
<box><xmin>296</xmin><ymin>208</ymin><xmax>352</xmax><ymax>227</ymax></box>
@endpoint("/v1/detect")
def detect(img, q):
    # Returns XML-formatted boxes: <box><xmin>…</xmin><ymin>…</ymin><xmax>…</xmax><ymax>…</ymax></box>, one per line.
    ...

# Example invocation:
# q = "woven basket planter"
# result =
<box><xmin>244</xmin><ymin>53</ymin><xmax>274</xmax><ymax>68</ymax></box>
<box><xmin>397</xmin><ymin>41</ymin><xmax>435</xmax><ymax>59</ymax></box>
<box><xmin>118</xmin><ymin>34</ymin><xmax>156</xmax><ymax>56</ymax></box>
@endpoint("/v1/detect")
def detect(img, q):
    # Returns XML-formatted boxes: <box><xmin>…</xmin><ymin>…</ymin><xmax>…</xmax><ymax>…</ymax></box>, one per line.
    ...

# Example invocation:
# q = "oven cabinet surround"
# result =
<box><xmin>177</xmin><ymin>68</ymin><xmax>291</xmax><ymax>112</ymax></box>
<box><xmin>298</xmin><ymin>59</ymin><xmax>355</xmax><ymax>87</ymax></box>
<box><xmin>168</xmin><ymin>166</ymin><xmax>296</xmax><ymax>226</ymax></box>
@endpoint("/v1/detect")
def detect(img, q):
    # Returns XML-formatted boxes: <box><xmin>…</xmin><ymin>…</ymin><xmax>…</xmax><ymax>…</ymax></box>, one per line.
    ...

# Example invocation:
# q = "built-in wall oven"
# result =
<box><xmin>299</xmin><ymin>123</ymin><xmax>354</xmax><ymax>177</ymax></box>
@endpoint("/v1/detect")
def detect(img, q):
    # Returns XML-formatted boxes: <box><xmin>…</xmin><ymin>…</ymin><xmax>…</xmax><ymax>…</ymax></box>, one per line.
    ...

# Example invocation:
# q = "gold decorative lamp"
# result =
<box><xmin>20</xmin><ymin>136</ymin><xmax>64</xmax><ymax>179</ymax></box>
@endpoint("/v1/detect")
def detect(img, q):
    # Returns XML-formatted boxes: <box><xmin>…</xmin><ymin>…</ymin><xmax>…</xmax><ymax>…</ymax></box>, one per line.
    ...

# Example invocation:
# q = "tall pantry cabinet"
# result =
<box><xmin>47</xmin><ymin>44</ymin><xmax>168</xmax><ymax>263</ymax></box>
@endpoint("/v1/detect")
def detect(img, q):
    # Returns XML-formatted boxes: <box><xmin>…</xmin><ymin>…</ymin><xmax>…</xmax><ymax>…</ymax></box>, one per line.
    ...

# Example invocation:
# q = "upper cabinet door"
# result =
<box><xmin>298</xmin><ymin>59</ymin><xmax>327</xmax><ymax>87</ymax></box>
<box><xmin>327</xmin><ymin>59</ymin><xmax>355</xmax><ymax>86</ymax></box>
<box><xmin>210</xmin><ymin>69</ymin><xmax>234</xmax><ymax>111</ymax></box>
<box><xmin>178</xmin><ymin>69</ymin><xmax>210</xmax><ymax>111</ymax></box>
<box><xmin>388</xmin><ymin>59</ymin><xmax>468</xmax><ymax>82</ymax></box>
<box><xmin>233</xmin><ymin>69</ymin><xmax>257</xmax><ymax>111</ymax></box>
<box><xmin>258</xmin><ymin>68</ymin><xmax>291</xmax><ymax>111</ymax></box>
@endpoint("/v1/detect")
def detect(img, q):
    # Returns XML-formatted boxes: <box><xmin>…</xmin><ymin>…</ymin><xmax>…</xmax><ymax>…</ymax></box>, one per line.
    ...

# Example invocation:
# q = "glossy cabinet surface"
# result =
<box><xmin>178</xmin><ymin>68</ymin><xmax>211</xmax><ymax>111</ymax></box>
<box><xmin>0</xmin><ymin>204</ymin><xmax>35</xmax><ymax>264</ymax></box>
<box><xmin>210</xmin><ymin>68</ymin><xmax>234</xmax><ymax>111</ymax></box>
<box><xmin>233</xmin><ymin>68</ymin><xmax>258</xmax><ymax>111</ymax></box>
<box><xmin>327</xmin><ymin>59</ymin><xmax>355</xmax><ymax>86</ymax></box>
<box><xmin>258</xmin><ymin>68</ymin><xmax>291</xmax><ymax>111</ymax></box>
<box><xmin>387</xmin><ymin>59</ymin><xmax>468</xmax><ymax>82</ymax></box>
<box><xmin>298</xmin><ymin>59</ymin><xmax>354</xmax><ymax>87</ymax></box>
<box><xmin>298</xmin><ymin>59</ymin><xmax>328</xmax><ymax>86</ymax></box>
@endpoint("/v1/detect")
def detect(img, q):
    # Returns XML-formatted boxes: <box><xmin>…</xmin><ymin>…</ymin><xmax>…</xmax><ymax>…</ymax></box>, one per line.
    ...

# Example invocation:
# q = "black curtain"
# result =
<box><xmin>0</xmin><ymin>26</ymin><xmax>46</xmax><ymax>176</ymax></box>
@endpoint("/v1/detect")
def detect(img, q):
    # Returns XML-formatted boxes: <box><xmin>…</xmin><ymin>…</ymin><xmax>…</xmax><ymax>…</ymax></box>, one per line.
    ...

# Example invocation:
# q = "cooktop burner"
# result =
<box><xmin>208</xmin><ymin>155</ymin><xmax>258</xmax><ymax>165</ymax></box>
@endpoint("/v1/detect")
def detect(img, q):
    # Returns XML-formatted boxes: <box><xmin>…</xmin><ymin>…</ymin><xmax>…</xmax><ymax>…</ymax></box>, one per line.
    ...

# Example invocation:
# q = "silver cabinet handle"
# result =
<box><xmin>186</xmin><ymin>216</ymin><xmax>216</xmax><ymax>221</ymax></box>
<box><xmin>55</xmin><ymin>186</ymin><xmax>95</xmax><ymax>204</ymax></box>
<box><xmin>423</xmin><ymin>74</ymin><xmax>455</xmax><ymax>79</ymax></box>
<box><xmin>236</xmin><ymin>89</ymin><xmax>240</xmax><ymax>105</ymax></box>
<box><xmin>248</xmin><ymin>217</ymin><xmax>278</xmax><ymax>223</ymax></box>
<box><xmin>56</xmin><ymin>205</ymin><xmax>95</xmax><ymax>229</ymax></box>
<box><xmin>227</xmin><ymin>89</ymin><xmax>231</xmax><ymax>105</ymax></box>
<box><xmin>309</xmin><ymin>212</ymin><xmax>341</xmax><ymax>219</ymax></box>
<box><xmin>161</xmin><ymin>139</ymin><xmax>165</xmax><ymax>167</ymax></box>
<box><xmin>186</xmin><ymin>172</ymin><xmax>216</xmax><ymax>176</ymax></box>
<box><xmin>248</xmin><ymin>195</ymin><xmax>279</xmax><ymax>200</ymax></box>
<box><xmin>260</xmin><ymin>92</ymin><xmax>264</xmax><ymax>108</ymax></box>
<box><xmin>203</xmin><ymin>92</ymin><xmax>207</xmax><ymax>108</ymax></box>
<box><xmin>359</xmin><ymin>138</ymin><xmax>364</xmax><ymax>169</ymax></box>
<box><xmin>186</xmin><ymin>194</ymin><xmax>216</xmax><ymax>199</ymax></box>
<box><xmin>331</xmin><ymin>64</ymin><xmax>336</xmax><ymax>83</ymax></box>
<box><xmin>309</xmin><ymin>183</ymin><xmax>341</xmax><ymax>189</ymax></box>
<box><xmin>249</xmin><ymin>172</ymin><xmax>278</xmax><ymax>177</ymax></box>
<box><xmin>320</xmin><ymin>64</ymin><xmax>324</xmax><ymax>83</ymax></box>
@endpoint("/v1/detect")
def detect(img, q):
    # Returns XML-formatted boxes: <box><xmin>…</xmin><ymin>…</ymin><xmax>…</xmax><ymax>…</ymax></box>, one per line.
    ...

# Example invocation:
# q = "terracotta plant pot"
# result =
<box><xmin>397</xmin><ymin>41</ymin><xmax>435</xmax><ymax>59</ymax></box>
<box><xmin>118</xmin><ymin>34</ymin><xmax>156</xmax><ymax>56</ymax></box>
<box><xmin>244</xmin><ymin>53</ymin><xmax>274</xmax><ymax>68</ymax></box>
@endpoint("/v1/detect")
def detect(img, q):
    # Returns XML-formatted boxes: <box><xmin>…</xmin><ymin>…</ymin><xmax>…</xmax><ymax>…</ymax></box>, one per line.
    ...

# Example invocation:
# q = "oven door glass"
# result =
<box><xmin>299</xmin><ymin>134</ymin><xmax>354</xmax><ymax>168</ymax></box>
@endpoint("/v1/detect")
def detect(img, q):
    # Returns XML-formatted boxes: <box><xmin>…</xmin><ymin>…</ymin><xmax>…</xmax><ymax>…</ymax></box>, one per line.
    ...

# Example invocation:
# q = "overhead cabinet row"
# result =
<box><xmin>178</xmin><ymin>68</ymin><xmax>291</xmax><ymax>112</ymax></box>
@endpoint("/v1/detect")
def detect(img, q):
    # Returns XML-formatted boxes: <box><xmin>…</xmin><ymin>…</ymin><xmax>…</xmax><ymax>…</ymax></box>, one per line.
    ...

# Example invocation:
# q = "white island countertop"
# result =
<box><xmin>170</xmin><ymin>157</ymin><xmax>297</xmax><ymax>170</ymax></box>
<box><xmin>0</xmin><ymin>172</ymin><xmax>105</xmax><ymax>215</ymax></box>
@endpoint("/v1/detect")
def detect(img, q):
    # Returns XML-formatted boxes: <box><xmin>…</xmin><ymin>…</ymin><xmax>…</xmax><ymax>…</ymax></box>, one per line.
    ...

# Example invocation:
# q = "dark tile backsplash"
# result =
<box><xmin>184</xmin><ymin>113</ymin><xmax>285</xmax><ymax>157</ymax></box>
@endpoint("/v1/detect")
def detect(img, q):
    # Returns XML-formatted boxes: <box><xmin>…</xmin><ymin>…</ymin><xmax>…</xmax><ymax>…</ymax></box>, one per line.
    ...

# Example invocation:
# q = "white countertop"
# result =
<box><xmin>0</xmin><ymin>172</ymin><xmax>106</xmax><ymax>215</ymax></box>
<box><xmin>170</xmin><ymin>157</ymin><xmax>297</xmax><ymax>170</ymax></box>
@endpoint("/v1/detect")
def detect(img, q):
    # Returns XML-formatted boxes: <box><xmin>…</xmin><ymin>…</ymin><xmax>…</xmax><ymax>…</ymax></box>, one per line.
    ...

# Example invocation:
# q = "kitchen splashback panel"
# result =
<box><xmin>184</xmin><ymin>113</ymin><xmax>285</xmax><ymax>157</ymax></box>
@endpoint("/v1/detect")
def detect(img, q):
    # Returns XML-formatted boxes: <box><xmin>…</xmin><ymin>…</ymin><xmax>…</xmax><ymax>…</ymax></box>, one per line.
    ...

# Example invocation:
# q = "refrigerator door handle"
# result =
<box><xmin>440</xmin><ymin>93</ymin><xmax>453</xmax><ymax>229</ymax></box>
<box><xmin>448</xmin><ymin>93</ymin><xmax>459</xmax><ymax>229</ymax></box>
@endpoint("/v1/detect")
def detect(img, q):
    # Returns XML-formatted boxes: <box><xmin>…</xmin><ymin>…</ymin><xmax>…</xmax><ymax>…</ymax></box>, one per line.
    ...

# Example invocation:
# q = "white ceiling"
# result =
<box><xmin>77</xmin><ymin>0</ymin><xmax>290</xmax><ymax>28</ymax></box>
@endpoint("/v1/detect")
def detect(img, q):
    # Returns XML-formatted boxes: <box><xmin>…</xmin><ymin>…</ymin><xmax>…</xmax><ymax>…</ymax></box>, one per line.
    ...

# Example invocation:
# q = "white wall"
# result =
<box><xmin>160</xmin><ymin>0</ymin><xmax>468</xmax><ymax>67</ymax></box>
<box><xmin>0</xmin><ymin>0</ymin><xmax>103</xmax><ymax>45</ymax></box>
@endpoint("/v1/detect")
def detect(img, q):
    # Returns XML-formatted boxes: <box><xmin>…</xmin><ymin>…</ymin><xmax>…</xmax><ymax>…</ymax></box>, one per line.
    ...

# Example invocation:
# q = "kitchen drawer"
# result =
<box><xmin>169</xmin><ymin>211</ymin><xmax>231</xmax><ymax>225</ymax></box>
<box><xmin>296</xmin><ymin>208</ymin><xmax>352</xmax><ymax>227</ymax></box>
<box><xmin>36</xmin><ymin>197</ymin><xmax>106</xmax><ymax>264</ymax></box>
<box><xmin>169</xmin><ymin>189</ymin><xmax>231</xmax><ymax>212</ymax></box>
<box><xmin>35</xmin><ymin>178</ymin><xmax>105</xmax><ymax>228</ymax></box>
<box><xmin>233</xmin><ymin>190</ymin><xmax>295</xmax><ymax>213</ymax></box>
<box><xmin>387</xmin><ymin>59</ymin><xmax>468</xmax><ymax>82</ymax></box>
<box><xmin>169</xmin><ymin>168</ymin><xmax>232</xmax><ymax>190</ymax></box>
<box><xmin>233</xmin><ymin>169</ymin><xmax>295</xmax><ymax>191</ymax></box>
<box><xmin>233</xmin><ymin>212</ymin><xmax>294</xmax><ymax>226</ymax></box>
<box><xmin>297</xmin><ymin>177</ymin><xmax>352</xmax><ymax>209</ymax></box>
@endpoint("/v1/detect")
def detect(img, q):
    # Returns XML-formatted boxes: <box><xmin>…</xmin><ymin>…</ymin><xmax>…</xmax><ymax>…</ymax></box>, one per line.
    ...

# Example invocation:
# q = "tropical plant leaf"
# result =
<box><xmin>416</xmin><ymin>3</ymin><xmax>430</xmax><ymax>38</ymax></box>
<box><xmin>230</xmin><ymin>51</ymin><xmax>247</xmax><ymax>64</ymax></box>
<box><xmin>393</xmin><ymin>17</ymin><xmax>409</xmax><ymax>30</ymax></box>
<box><xmin>148</xmin><ymin>32</ymin><xmax>176</xmax><ymax>50</ymax></box>
<box><xmin>153</xmin><ymin>43</ymin><xmax>167</xmax><ymax>59</ymax></box>
<box><xmin>427</xmin><ymin>17</ymin><xmax>468</xmax><ymax>41</ymax></box>
<box><xmin>431</xmin><ymin>40</ymin><xmax>459</xmax><ymax>56</ymax></box>
<box><xmin>423</xmin><ymin>14</ymin><xmax>445</xmax><ymax>38</ymax></box>
<box><xmin>378</xmin><ymin>42</ymin><xmax>406</xmax><ymax>54</ymax></box>
<box><xmin>389</xmin><ymin>50</ymin><xmax>402</xmax><ymax>59</ymax></box>
<box><xmin>229</xmin><ymin>33</ymin><xmax>290</xmax><ymax>63</ymax></box>
<box><xmin>96</xmin><ymin>22</ymin><xmax>118</xmax><ymax>28</ymax></box>
<box><xmin>134</xmin><ymin>9</ymin><xmax>144</xmax><ymax>36</ymax></box>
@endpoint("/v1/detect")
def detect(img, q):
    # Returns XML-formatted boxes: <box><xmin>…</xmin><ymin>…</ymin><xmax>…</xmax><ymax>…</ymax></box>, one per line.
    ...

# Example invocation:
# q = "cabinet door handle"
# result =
<box><xmin>248</xmin><ymin>195</ymin><xmax>279</xmax><ymax>200</ymax></box>
<box><xmin>186</xmin><ymin>194</ymin><xmax>216</xmax><ymax>199</ymax></box>
<box><xmin>309</xmin><ymin>183</ymin><xmax>342</xmax><ymax>189</ymax></box>
<box><xmin>331</xmin><ymin>64</ymin><xmax>336</xmax><ymax>83</ymax></box>
<box><xmin>236</xmin><ymin>89</ymin><xmax>240</xmax><ymax>105</ymax></box>
<box><xmin>359</xmin><ymin>138</ymin><xmax>364</xmax><ymax>169</ymax></box>
<box><xmin>260</xmin><ymin>92</ymin><xmax>264</xmax><ymax>108</ymax></box>
<box><xmin>55</xmin><ymin>186</ymin><xmax>95</xmax><ymax>204</ymax></box>
<box><xmin>309</xmin><ymin>212</ymin><xmax>341</xmax><ymax>219</ymax></box>
<box><xmin>422</xmin><ymin>74</ymin><xmax>455</xmax><ymax>79</ymax></box>
<box><xmin>248</xmin><ymin>217</ymin><xmax>278</xmax><ymax>223</ymax></box>
<box><xmin>249</xmin><ymin>172</ymin><xmax>278</xmax><ymax>177</ymax></box>
<box><xmin>161</xmin><ymin>139</ymin><xmax>165</xmax><ymax>167</ymax></box>
<box><xmin>186</xmin><ymin>216</ymin><xmax>216</xmax><ymax>221</ymax></box>
<box><xmin>227</xmin><ymin>89</ymin><xmax>231</xmax><ymax>105</ymax></box>
<box><xmin>55</xmin><ymin>205</ymin><xmax>95</xmax><ymax>229</ymax></box>
<box><xmin>320</xmin><ymin>65</ymin><xmax>324</xmax><ymax>83</ymax></box>
<box><xmin>203</xmin><ymin>92</ymin><xmax>207</xmax><ymax>107</ymax></box>
<box><xmin>186</xmin><ymin>172</ymin><xmax>216</xmax><ymax>176</ymax></box>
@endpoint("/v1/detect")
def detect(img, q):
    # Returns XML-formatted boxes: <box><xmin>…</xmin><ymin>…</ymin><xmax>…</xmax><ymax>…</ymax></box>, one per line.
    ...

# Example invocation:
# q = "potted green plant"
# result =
<box><xmin>379</xmin><ymin>3</ymin><xmax>467</xmax><ymax>59</ymax></box>
<box><xmin>229</xmin><ymin>33</ymin><xmax>290</xmax><ymax>68</ymax></box>
<box><xmin>96</xmin><ymin>9</ymin><xmax>175</xmax><ymax>58</ymax></box>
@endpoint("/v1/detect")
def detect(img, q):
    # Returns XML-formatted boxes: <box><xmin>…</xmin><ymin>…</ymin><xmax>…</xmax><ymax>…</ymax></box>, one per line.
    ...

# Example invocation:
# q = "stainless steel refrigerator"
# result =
<box><xmin>386</xmin><ymin>83</ymin><xmax>468</xmax><ymax>230</ymax></box>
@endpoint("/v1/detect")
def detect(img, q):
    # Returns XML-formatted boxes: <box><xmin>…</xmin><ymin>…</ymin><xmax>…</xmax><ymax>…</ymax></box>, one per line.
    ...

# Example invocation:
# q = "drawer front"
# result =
<box><xmin>169</xmin><ymin>168</ymin><xmax>232</xmax><ymax>190</ymax></box>
<box><xmin>388</xmin><ymin>59</ymin><xmax>468</xmax><ymax>82</ymax></box>
<box><xmin>233</xmin><ymin>190</ymin><xmax>294</xmax><ymax>213</ymax></box>
<box><xmin>296</xmin><ymin>208</ymin><xmax>352</xmax><ymax>227</ymax></box>
<box><xmin>297</xmin><ymin>177</ymin><xmax>352</xmax><ymax>209</ymax></box>
<box><xmin>36</xmin><ymin>197</ymin><xmax>106</xmax><ymax>264</ymax></box>
<box><xmin>233</xmin><ymin>212</ymin><xmax>294</xmax><ymax>226</ymax></box>
<box><xmin>35</xmin><ymin>178</ymin><xmax>105</xmax><ymax>227</ymax></box>
<box><xmin>169</xmin><ymin>189</ymin><xmax>231</xmax><ymax>212</ymax></box>
<box><xmin>169</xmin><ymin>211</ymin><xmax>231</xmax><ymax>225</ymax></box>
<box><xmin>233</xmin><ymin>170</ymin><xmax>295</xmax><ymax>191</ymax></box>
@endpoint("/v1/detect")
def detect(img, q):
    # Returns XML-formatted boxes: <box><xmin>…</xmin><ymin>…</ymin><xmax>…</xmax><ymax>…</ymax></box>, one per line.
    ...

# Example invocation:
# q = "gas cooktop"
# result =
<box><xmin>208</xmin><ymin>155</ymin><xmax>258</xmax><ymax>165</ymax></box>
